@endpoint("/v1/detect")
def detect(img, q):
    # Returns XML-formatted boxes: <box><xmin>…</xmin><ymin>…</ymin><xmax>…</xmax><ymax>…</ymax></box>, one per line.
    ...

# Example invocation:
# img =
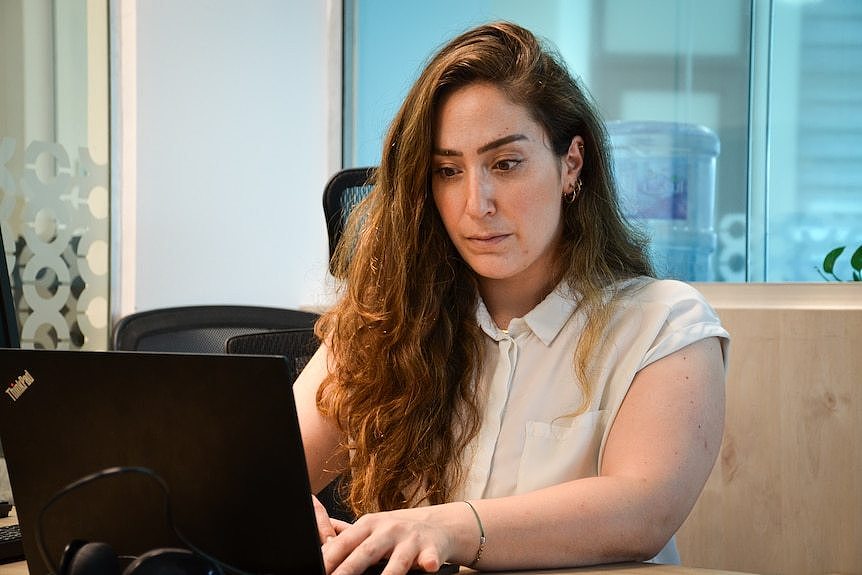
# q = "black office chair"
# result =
<box><xmin>226</xmin><ymin>327</ymin><xmax>319</xmax><ymax>384</ymax></box>
<box><xmin>322</xmin><ymin>167</ymin><xmax>376</xmax><ymax>277</ymax></box>
<box><xmin>111</xmin><ymin>305</ymin><xmax>320</xmax><ymax>353</ymax></box>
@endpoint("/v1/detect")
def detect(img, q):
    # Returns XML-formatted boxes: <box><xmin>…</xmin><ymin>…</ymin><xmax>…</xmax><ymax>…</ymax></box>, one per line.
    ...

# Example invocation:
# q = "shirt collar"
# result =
<box><xmin>475</xmin><ymin>282</ymin><xmax>579</xmax><ymax>346</ymax></box>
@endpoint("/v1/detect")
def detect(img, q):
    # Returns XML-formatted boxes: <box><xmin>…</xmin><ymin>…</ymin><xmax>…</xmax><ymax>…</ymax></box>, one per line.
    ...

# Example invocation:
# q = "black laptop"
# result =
<box><xmin>0</xmin><ymin>350</ymin><xmax>459</xmax><ymax>575</ymax></box>
<box><xmin>0</xmin><ymin>349</ymin><xmax>328</xmax><ymax>575</ymax></box>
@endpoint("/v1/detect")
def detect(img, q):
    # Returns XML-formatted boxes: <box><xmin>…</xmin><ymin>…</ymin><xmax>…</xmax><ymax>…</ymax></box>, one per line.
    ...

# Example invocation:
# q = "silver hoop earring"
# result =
<box><xmin>564</xmin><ymin>179</ymin><xmax>582</xmax><ymax>204</ymax></box>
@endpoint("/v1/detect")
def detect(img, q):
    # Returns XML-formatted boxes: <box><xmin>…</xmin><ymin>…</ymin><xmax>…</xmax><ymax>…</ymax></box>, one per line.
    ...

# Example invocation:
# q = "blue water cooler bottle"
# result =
<box><xmin>607</xmin><ymin>121</ymin><xmax>720</xmax><ymax>281</ymax></box>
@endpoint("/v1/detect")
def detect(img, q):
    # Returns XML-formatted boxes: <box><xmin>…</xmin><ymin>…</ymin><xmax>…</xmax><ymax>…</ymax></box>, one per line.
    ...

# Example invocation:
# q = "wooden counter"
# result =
<box><xmin>677</xmin><ymin>284</ymin><xmax>862</xmax><ymax>574</ymax></box>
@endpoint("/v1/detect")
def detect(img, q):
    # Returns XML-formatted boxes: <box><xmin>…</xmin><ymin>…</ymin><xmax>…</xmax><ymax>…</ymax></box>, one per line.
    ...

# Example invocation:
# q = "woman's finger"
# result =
<box><xmin>331</xmin><ymin>518</ymin><xmax>353</xmax><ymax>533</ymax></box>
<box><xmin>312</xmin><ymin>495</ymin><xmax>338</xmax><ymax>542</ymax></box>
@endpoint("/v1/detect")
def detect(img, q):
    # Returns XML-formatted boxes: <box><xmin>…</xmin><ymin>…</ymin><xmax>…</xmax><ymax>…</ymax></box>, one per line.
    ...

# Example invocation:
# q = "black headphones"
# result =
<box><xmin>37</xmin><ymin>467</ymin><xmax>248</xmax><ymax>575</ymax></box>
<box><xmin>58</xmin><ymin>540</ymin><xmax>217</xmax><ymax>575</ymax></box>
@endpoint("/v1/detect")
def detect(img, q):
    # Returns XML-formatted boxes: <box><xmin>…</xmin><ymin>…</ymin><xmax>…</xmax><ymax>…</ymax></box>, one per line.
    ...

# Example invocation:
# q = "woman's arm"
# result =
<box><xmin>293</xmin><ymin>342</ymin><xmax>348</xmax><ymax>495</ymax></box>
<box><xmin>320</xmin><ymin>336</ymin><xmax>726</xmax><ymax>574</ymax></box>
<box><xmin>468</xmin><ymin>335</ymin><xmax>726</xmax><ymax>568</ymax></box>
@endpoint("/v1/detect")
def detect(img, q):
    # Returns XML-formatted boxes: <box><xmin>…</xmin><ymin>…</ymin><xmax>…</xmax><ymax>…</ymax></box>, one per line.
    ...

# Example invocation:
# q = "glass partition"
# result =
<box><xmin>0</xmin><ymin>0</ymin><xmax>110</xmax><ymax>349</ymax></box>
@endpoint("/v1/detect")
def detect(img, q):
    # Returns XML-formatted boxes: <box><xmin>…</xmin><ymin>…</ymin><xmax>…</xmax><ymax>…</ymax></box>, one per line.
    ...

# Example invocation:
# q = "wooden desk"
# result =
<box><xmin>0</xmin><ymin>562</ymin><xmax>25</xmax><ymax>575</ymax></box>
<box><xmin>457</xmin><ymin>566</ymin><xmax>754</xmax><ymax>574</ymax></box>
<box><xmin>0</xmin><ymin>509</ymin><xmax>15</xmax><ymax>528</ymax></box>
<box><xmin>0</xmin><ymin>504</ymin><xmax>754</xmax><ymax>575</ymax></box>
<box><xmin>0</xmin><ymin>560</ymin><xmax>755</xmax><ymax>575</ymax></box>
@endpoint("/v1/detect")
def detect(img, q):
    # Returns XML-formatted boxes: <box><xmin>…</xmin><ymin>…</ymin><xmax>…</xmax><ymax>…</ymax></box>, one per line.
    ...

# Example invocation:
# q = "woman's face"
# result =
<box><xmin>431</xmin><ymin>82</ymin><xmax>583</xmax><ymax>298</ymax></box>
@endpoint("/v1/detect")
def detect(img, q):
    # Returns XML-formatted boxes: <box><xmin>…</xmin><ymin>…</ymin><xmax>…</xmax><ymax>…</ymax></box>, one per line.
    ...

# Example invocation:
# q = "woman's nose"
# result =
<box><xmin>464</xmin><ymin>170</ymin><xmax>495</xmax><ymax>217</ymax></box>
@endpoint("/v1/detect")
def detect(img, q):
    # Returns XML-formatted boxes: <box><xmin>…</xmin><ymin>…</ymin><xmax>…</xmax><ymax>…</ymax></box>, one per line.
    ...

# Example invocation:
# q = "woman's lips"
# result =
<box><xmin>467</xmin><ymin>233</ymin><xmax>510</xmax><ymax>246</ymax></box>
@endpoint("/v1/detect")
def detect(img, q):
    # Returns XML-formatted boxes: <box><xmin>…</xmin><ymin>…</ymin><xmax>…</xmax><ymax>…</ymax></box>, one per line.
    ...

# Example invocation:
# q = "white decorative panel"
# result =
<box><xmin>0</xmin><ymin>137</ymin><xmax>110</xmax><ymax>350</ymax></box>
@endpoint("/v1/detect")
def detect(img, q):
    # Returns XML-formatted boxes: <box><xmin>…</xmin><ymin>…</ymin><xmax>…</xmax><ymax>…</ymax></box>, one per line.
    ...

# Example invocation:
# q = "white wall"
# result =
<box><xmin>115</xmin><ymin>0</ymin><xmax>338</xmax><ymax>317</ymax></box>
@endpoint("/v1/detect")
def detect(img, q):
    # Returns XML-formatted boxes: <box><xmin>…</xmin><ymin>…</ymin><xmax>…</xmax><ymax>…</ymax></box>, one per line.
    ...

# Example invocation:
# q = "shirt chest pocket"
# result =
<box><xmin>515</xmin><ymin>409</ymin><xmax>610</xmax><ymax>494</ymax></box>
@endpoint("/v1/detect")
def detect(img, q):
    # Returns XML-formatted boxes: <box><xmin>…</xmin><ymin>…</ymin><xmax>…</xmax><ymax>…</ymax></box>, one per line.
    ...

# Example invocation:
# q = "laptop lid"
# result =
<box><xmin>0</xmin><ymin>349</ymin><xmax>325</xmax><ymax>575</ymax></box>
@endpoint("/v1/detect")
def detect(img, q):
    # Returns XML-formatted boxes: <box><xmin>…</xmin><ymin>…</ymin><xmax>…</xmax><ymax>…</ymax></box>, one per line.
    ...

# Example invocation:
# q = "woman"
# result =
<box><xmin>294</xmin><ymin>21</ymin><xmax>729</xmax><ymax>575</ymax></box>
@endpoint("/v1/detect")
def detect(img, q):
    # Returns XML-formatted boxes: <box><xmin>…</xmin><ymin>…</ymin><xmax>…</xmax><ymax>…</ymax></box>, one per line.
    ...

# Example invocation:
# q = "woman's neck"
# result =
<box><xmin>479</xmin><ymin>275</ymin><xmax>557</xmax><ymax>331</ymax></box>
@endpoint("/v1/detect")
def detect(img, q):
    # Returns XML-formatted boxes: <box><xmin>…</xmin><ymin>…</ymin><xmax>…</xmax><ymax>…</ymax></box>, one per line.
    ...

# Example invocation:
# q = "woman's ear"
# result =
<box><xmin>562</xmin><ymin>135</ymin><xmax>585</xmax><ymax>183</ymax></box>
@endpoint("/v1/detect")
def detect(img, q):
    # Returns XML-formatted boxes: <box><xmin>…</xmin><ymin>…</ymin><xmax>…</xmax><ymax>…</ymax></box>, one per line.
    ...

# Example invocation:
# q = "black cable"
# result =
<box><xmin>36</xmin><ymin>466</ymin><xmax>258</xmax><ymax>575</ymax></box>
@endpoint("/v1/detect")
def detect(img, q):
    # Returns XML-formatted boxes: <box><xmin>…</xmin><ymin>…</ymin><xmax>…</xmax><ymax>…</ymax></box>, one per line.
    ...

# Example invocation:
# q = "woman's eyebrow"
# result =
<box><xmin>433</xmin><ymin>133</ymin><xmax>528</xmax><ymax>157</ymax></box>
<box><xmin>478</xmin><ymin>133</ymin><xmax>527</xmax><ymax>154</ymax></box>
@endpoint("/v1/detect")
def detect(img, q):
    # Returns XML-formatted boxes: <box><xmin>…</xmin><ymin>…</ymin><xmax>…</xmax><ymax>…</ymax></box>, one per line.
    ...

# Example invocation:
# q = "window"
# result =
<box><xmin>762</xmin><ymin>0</ymin><xmax>862</xmax><ymax>281</ymax></box>
<box><xmin>343</xmin><ymin>0</ymin><xmax>862</xmax><ymax>282</ymax></box>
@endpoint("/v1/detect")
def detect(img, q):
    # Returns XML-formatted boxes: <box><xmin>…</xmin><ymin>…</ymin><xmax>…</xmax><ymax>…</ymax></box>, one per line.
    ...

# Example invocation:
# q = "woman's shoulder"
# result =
<box><xmin>613</xmin><ymin>277</ymin><xmax>724</xmax><ymax>332</ymax></box>
<box><xmin>616</xmin><ymin>276</ymin><xmax>711</xmax><ymax>307</ymax></box>
<box><xmin>613</xmin><ymin>277</ymin><xmax>729</xmax><ymax>365</ymax></box>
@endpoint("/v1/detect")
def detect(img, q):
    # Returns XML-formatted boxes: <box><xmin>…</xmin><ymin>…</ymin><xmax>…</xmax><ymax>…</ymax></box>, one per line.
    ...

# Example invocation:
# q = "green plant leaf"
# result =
<box><xmin>853</xmin><ymin>270</ymin><xmax>861</xmax><ymax>282</ymax></box>
<box><xmin>822</xmin><ymin>246</ymin><xmax>845</xmax><ymax>274</ymax></box>
<box><xmin>850</xmin><ymin>244</ymin><xmax>862</xmax><ymax>273</ymax></box>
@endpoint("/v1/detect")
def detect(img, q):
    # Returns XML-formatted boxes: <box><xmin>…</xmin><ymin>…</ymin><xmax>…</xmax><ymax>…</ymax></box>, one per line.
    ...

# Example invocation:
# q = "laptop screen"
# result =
<box><xmin>0</xmin><ymin>349</ymin><xmax>324</xmax><ymax>575</ymax></box>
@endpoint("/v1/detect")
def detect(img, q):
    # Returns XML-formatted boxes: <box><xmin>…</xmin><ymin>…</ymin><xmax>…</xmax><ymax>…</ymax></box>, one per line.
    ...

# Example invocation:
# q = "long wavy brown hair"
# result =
<box><xmin>316</xmin><ymin>21</ymin><xmax>653</xmax><ymax>516</ymax></box>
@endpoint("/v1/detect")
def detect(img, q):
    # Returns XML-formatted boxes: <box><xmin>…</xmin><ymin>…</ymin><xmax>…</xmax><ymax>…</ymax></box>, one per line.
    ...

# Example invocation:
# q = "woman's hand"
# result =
<box><xmin>320</xmin><ymin>502</ymin><xmax>475</xmax><ymax>575</ymax></box>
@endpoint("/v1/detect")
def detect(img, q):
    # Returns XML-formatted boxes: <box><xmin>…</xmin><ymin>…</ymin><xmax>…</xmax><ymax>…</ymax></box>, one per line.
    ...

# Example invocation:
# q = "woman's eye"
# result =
<box><xmin>434</xmin><ymin>166</ymin><xmax>459</xmax><ymax>178</ymax></box>
<box><xmin>495</xmin><ymin>159</ymin><xmax>521</xmax><ymax>171</ymax></box>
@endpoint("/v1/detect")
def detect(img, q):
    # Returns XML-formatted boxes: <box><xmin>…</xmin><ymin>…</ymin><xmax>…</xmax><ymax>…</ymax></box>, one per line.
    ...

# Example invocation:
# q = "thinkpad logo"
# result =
<box><xmin>5</xmin><ymin>369</ymin><xmax>35</xmax><ymax>401</ymax></box>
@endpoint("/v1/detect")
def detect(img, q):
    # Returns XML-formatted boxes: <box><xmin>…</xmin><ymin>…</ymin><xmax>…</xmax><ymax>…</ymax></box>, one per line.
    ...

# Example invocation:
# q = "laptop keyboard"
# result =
<box><xmin>0</xmin><ymin>524</ymin><xmax>24</xmax><ymax>562</ymax></box>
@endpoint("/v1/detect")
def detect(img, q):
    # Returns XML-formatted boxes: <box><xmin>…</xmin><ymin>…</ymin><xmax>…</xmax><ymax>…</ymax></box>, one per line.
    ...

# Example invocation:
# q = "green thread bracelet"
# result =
<box><xmin>462</xmin><ymin>500</ymin><xmax>486</xmax><ymax>568</ymax></box>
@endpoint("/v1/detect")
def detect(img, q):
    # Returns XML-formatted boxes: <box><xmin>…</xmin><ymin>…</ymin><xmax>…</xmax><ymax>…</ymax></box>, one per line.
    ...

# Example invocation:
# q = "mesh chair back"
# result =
<box><xmin>322</xmin><ymin>167</ymin><xmax>376</xmax><ymax>276</ymax></box>
<box><xmin>226</xmin><ymin>328</ymin><xmax>319</xmax><ymax>384</ymax></box>
<box><xmin>111</xmin><ymin>305</ymin><xmax>320</xmax><ymax>353</ymax></box>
